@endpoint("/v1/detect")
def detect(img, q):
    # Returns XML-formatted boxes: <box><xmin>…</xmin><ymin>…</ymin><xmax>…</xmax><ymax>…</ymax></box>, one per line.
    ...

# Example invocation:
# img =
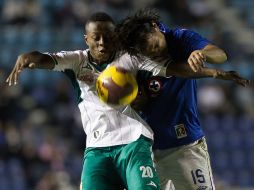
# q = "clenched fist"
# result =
<box><xmin>188</xmin><ymin>50</ymin><xmax>206</xmax><ymax>72</ymax></box>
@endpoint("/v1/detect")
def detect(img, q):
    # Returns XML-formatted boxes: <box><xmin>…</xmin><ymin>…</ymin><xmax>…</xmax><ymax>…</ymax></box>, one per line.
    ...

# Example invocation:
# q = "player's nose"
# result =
<box><xmin>98</xmin><ymin>36</ymin><xmax>105</xmax><ymax>46</ymax></box>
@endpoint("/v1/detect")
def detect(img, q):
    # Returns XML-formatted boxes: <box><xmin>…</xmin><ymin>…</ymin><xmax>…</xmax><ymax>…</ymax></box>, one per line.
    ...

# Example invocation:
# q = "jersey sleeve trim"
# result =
<box><xmin>45</xmin><ymin>53</ymin><xmax>58</xmax><ymax>66</ymax></box>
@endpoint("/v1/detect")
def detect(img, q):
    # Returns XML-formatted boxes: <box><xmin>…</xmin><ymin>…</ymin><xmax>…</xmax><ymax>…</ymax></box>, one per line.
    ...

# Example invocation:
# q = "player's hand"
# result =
<box><xmin>188</xmin><ymin>50</ymin><xmax>206</xmax><ymax>72</ymax></box>
<box><xmin>215</xmin><ymin>70</ymin><xmax>251</xmax><ymax>87</ymax></box>
<box><xmin>6</xmin><ymin>54</ymin><xmax>35</xmax><ymax>86</ymax></box>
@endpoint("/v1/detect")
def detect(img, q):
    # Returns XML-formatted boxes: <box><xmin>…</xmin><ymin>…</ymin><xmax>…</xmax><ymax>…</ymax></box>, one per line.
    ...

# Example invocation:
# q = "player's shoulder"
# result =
<box><xmin>57</xmin><ymin>49</ymin><xmax>90</xmax><ymax>69</ymax></box>
<box><xmin>71</xmin><ymin>49</ymin><xmax>89</xmax><ymax>59</ymax></box>
<box><xmin>77</xmin><ymin>49</ymin><xmax>90</xmax><ymax>68</ymax></box>
<box><xmin>53</xmin><ymin>49</ymin><xmax>88</xmax><ymax>58</ymax></box>
<box><xmin>66</xmin><ymin>49</ymin><xmax>89</xmax><ymax>64</ymax></box>
<box><xmin>170</xmin><ymin>28</ymin><xmax>200</xmax><ymax>38</ymax></box>
<box><xmin>112</xmin><ymin>52</ymin><xmax>133</xmax><ymax>66</ymax></box>
<box><xmin>110</xmin><ymin>52</ymin><xmax>141</xmax><ymax>75</ymax></box>
<box><xmin>79</xmin><ymin>49</ymin><xmax>89</xmax><ymax>59</ymax></box>
<box><xmin>114</xmin><ymin>51</ymin><xmax>131</xmax><ymax>60</ymax></box>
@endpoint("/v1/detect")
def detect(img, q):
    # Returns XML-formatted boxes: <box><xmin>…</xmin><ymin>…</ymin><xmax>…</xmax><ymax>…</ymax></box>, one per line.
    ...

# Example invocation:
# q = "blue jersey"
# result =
<box><xmin>137</xmin><ymin>27</ymin><xmax>211</xmax><ymax>149</ymax></box>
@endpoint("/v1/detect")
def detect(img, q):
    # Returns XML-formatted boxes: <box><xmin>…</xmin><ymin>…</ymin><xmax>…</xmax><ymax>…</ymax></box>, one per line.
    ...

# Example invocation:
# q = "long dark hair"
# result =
<box><xmin>116</xmin><ymin>9</ymin><xmax>160</xmax><ymax>56</ymax></box>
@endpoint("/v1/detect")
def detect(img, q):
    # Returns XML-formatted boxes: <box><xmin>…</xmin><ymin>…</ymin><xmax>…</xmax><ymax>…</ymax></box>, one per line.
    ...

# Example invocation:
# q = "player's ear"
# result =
<box><xmin>84</xmin><ymin>34</ymin><xmax>88</xmax><ymax>45</ymax></box>
<box><xmin>152</xmin><ymin>22</ymin><xmax>159</xmax><ymax>31</ymax></box>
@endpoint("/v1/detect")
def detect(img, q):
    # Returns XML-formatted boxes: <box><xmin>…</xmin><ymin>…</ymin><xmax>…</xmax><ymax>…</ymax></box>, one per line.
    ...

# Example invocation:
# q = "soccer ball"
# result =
<box><xmin>96</xmin><ymin>65</ymin><xmax>138</xmax><ymax>106</ymax></box>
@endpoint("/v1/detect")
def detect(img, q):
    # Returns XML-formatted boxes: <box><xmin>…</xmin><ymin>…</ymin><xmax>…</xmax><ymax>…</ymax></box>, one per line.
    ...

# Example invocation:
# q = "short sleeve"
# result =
<box><xmin>46</xmin><ymin>50</ymin><xmax>86</xmax><ymax>73</ymax></box>
<box><xmin>172</xmin><ymin>28</ymin><xmax>211</xmax><ymax>54</ymax></box>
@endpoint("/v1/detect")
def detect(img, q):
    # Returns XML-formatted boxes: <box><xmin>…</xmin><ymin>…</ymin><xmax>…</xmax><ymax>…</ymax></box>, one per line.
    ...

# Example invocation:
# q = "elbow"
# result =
<box><xmin>204</xmin><ymin>45</ymin><xmax>228</xmax><ymax>63</ymax></box>
<box><xmin>220</xmin><ymin>51</ymin><xmax>228</xmax><ymax>63</ymax></box>
<box><xmin>213</xmin><ymin>50</ymin><xmax>227</xmax><ymax>64</ymax></box>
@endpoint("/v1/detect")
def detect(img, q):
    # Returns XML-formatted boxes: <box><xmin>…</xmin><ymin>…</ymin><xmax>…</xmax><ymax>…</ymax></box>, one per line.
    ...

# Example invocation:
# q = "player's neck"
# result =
<box><xmin>160</xmin><ymin>47</ymin><xmax>169</xmax><ymax>57</ymax></box>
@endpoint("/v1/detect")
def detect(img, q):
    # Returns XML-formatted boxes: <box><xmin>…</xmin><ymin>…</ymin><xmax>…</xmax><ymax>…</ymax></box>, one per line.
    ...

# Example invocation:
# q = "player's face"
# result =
<box><xmin>138</xmin><ymin>27</ymin><xmax>168</xmax><ymax>58</ymax></box>
<box><xmin>85</xmin><ymin>21</ymin><xmax>116</xmax><ymax>64</ymax></box>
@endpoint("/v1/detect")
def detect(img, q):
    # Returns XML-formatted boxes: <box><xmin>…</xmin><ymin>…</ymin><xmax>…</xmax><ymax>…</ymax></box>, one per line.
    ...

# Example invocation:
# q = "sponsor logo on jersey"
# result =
<box><xmin>196</xmin><ymin>186</ymin><xmax>208</xmax><ymax>190</ymax></box>
<box><xmin>147</xmin><ymin>181</ymin><xmax>157</xmax><ymax>188</ymax></box>
<box><xmin>174</xmin><ymin>124</ymin><xmax>187</xmax><ymax>139</ymax></box>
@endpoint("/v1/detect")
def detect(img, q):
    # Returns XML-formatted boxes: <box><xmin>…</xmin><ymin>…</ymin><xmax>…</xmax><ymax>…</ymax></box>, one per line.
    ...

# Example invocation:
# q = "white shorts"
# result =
<box><xmin>154</xmin><ymin>137</ymin><xmax>215</xmax><ymax>190</ymax></box>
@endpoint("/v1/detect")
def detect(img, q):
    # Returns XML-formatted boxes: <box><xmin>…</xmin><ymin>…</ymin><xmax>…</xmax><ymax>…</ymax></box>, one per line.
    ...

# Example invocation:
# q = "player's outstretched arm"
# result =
<box><xmin>213</xmin><ymin>70</ymin><xmax>250</xmax><ymax>87</ymax></box>
<box><xmin>188</xmin><ymin>44</ymin><xmax>227</xmax><ymax>72</ymax></box>
<box><xmin>166</xmin><ymin>62</ymin><xmax>250</xmax><ymax>87</ymax></box>
<box><xmin>6</xmin><ymin>51</ymin><xmax>54</xmax><ymax>86</ymax></box>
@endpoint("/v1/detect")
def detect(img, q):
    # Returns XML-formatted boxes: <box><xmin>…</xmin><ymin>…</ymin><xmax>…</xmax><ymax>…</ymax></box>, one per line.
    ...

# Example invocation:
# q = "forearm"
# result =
<box><xmin>202</xmin><ymin>44</ymin><xmax>227</xmax><ymax>64</ymax></box>
<box><xmin>166</xmin><ymin>61</ymin><xmax>249</xmax><ymax>86</ymax></box>
<box><xmin>166</xmin><ymin>62</ymin><xmax>217</xmax><ymax>78</ymax></box>
<box><xmin>21</xmin><ymin>51</ymin><xmax>55</xmax><ymax>70</ymax></box>
<box><xmin>6</xmin><ymin>51</ymin><xmax>56</xmax><ymax>86</ymax></box>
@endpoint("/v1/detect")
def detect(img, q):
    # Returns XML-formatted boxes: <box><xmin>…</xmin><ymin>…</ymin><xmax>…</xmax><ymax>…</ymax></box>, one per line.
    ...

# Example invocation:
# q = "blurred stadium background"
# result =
<box><xmin>0</xmin><ymin>0</ymin><xmax>254</xmax><ymax>189</ymax></box>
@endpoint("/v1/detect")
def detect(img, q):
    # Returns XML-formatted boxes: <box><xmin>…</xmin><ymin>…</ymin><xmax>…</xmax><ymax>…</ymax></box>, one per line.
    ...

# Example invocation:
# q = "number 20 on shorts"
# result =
<box><xmin>140</xmin><ymin>166</ymin><xmax>154</xmax><ymax>178</ymax></box>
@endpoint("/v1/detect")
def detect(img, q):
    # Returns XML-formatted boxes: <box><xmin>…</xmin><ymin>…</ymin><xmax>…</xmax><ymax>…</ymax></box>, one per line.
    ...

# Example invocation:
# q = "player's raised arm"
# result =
<box><xmin>188</xmin><ymin>44</ymin><xmax>227</xmax><ymax>72</ymax></box>
<box><xmin>6</xmin><ymin>51</ymin><xmax>54</xmax><ymax>86</ymax></box>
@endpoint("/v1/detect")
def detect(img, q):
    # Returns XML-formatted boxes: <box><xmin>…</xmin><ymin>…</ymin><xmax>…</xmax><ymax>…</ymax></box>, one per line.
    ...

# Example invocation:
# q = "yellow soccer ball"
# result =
<box><xmin>96</xmin><ymin>65</ymin><xmax>138</xmax><ymax>106</ymax></box>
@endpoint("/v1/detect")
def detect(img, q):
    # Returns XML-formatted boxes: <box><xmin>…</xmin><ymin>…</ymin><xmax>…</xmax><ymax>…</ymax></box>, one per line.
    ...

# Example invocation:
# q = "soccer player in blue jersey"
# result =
<box><xmin>117</xmin><ymin>9</ymin><xmax>250</xmax><ymax>190</ymax></box>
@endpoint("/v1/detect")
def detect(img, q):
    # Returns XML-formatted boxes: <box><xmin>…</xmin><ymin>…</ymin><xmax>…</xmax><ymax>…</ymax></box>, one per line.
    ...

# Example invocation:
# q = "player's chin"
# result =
<box><xmin>98</xmin><ymin>53</ymin><xmax>111</xmax><ymax>61</ymax></box>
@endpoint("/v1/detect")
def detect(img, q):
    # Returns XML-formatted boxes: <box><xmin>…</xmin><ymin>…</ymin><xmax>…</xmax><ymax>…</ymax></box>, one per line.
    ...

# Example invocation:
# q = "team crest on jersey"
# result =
<box><xmin>148</xmin><ymin>79</ymin><xmax>162</xmax><ymax>93</ymax></box>
<box><xmin>175</xmin><ymin>124</ymin><xmax>187</xmax><ymax>139</ymax></box>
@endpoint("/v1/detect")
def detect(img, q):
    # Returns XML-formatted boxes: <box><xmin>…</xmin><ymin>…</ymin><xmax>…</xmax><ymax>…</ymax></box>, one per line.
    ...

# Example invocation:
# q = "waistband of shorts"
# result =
<box><xmin>85</xmin><ymin>135</ymin><xmax>152</xmax><ymax>152</ymax></box>
<box><xmin>139</xmin><ymin>135</ymin><xmax>153</xmax><ymax>143</ymax></box>
<box><xmin>183</xmin><ymin>136</ymin><xmax>205</xmax><ymax>147</ymax></box>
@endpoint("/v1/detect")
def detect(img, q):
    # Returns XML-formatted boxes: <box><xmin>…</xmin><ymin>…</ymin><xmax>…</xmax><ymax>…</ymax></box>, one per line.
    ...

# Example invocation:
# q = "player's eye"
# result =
<box><xmin>91</xmin><ymin>36</ymin><xmax>100</xmax><ymax>41</ymax></box>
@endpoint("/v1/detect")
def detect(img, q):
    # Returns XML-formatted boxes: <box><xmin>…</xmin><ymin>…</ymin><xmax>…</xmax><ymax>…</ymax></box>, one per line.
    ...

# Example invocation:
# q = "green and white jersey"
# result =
<box><xmin>48</xmin><ymin>49</ymin><xmax>167</xmax><ymax>148</ymax></box>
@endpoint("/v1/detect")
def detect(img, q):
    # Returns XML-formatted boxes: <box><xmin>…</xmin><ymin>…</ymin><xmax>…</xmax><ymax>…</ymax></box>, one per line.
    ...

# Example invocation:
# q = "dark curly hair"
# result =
<box><xmin>116</xmin><ymin>9</ymin><xmax>160</xmax><ymax>56</ymax></box>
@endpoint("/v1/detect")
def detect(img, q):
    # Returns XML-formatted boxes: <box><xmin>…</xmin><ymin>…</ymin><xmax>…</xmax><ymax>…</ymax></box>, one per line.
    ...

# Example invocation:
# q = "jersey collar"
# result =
<box><xmin>88</xmin><ymin>51</ymin><xmax>116</xmax><ymax>72</ymax></box>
